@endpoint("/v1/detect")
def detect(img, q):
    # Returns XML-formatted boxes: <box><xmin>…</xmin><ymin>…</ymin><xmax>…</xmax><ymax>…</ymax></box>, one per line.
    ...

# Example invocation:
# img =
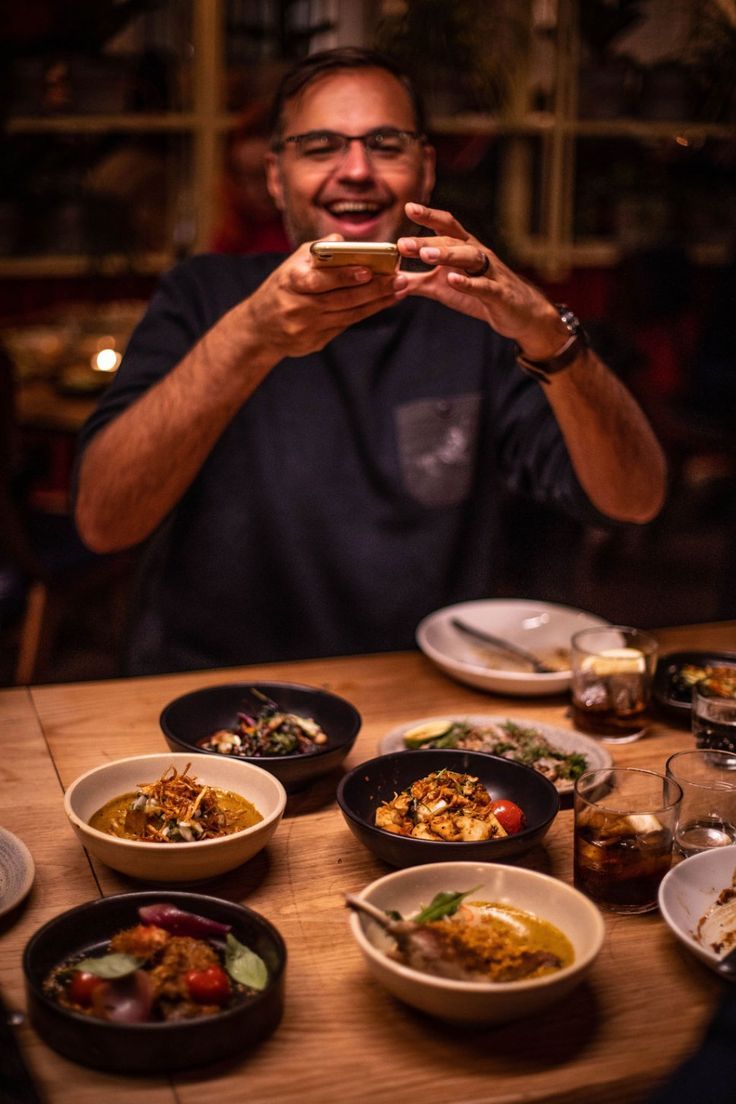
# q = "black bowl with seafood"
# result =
<box><xmin>160</xmin><ymin>681</ymin><xmax>362</xmax><ymax>791</ymax></box>
<box><xmin>336</xmin><ymin>749</ymin><xmax>560</xmax><ymax>869</ymax></box>
<box><xmin>23</xmin><ymin>891</ymin><xmax>286</xmax><ymax>1074</ymax></box>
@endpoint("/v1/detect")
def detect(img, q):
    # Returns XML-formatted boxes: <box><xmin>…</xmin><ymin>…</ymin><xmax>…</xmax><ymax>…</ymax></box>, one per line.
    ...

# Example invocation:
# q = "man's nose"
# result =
<box><xmin>336</xmin><ymin>138</ymin><xmax>374</xmax><ymax>180</ymax></box>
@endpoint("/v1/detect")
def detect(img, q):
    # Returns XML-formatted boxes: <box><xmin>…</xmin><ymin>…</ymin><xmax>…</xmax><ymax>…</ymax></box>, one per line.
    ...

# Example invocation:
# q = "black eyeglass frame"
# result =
<box><xmin>272</xmin><ymin>128</ymin><xmax>425</xmax><ymax>155</ymax></box>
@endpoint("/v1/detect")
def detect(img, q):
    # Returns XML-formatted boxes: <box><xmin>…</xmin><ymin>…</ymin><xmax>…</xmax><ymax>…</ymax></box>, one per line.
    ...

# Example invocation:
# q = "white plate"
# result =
<box><xmin>659</xmin><ymin>845</ymin><xmax>736</xmax><ymax>976</ymax></box>
<box><xmin>0</xmin><ymin>827</ymin><xmax>35</xmax><ymax>918</ymax></box>
<box><xmin>379</xmin><ymin>714</ymin><xmax>612</xmax><ymax>794</ymax></box>
<box><xmin>416</xmin><ymin>599</ymin><xmax>610</xmax><ymax>696</ymax></box>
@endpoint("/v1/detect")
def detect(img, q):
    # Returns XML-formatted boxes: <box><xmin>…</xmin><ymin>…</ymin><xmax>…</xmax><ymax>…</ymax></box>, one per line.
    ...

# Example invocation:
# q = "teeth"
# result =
<box><xmin>328</xmin><ymin>202</ymin><xmax>380</xmax><ymax>215</ymax></box>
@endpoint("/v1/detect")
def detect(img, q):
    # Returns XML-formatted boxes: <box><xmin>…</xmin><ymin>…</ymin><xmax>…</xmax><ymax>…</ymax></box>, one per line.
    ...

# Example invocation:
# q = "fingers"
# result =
<box><xmin>320</xmin><ymin>275</ymin><xmax>407</xmax><ymax>316</ymax></box>
<box><xmin>310</xmin><ymin>266</ymin><xmax>375</xmax><ymax>292</ymax></box>
<box><xmin>464</xmin><ymin>252</ymin><xmax>490</xmax><ymax>278</ymax></box>
<box><xmin>297</xmin><ymin>253</ymin><xmax>396</xmax><ymax>296</ymax></box>
<box><xmin>398</xmin><ymin>236</ymin><xmax>493</xmax><ymax>281</ymax></box>
<box><xmin>405</xmin><ymin>202</ymin><xmax>469</xmax><ymax>240</ymax></box>
<box><xmin>421</xmin><ymin>244</ymin><xmax>491</xmax><ymax>276</ymax></box>
<box><xmin>305</xmin><ymin>271</ymin><xmax>404</xmax><ymax>310</ymax></box>
<box><xmin>309</xmin><ymin>285</ymin><xmax>407</xmax><ymax>349</ymax></box>
<box><xmin>445</xmin><ymin>269</ymin><xmax>498</xmax><ymax>300</ymax></box>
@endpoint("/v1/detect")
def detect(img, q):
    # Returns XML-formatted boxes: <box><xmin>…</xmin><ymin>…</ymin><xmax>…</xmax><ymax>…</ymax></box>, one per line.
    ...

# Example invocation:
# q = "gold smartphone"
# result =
<box><xmin>310</xmin><ymin>241</ymin><xmax>399</xmax><ymax>274</ymax></box>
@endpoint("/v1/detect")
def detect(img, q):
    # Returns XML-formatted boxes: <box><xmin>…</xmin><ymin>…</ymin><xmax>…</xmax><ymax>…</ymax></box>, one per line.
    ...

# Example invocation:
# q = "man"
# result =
<box><xmin>74</xmin><ymin>48</ymin><xmax>666</xmax><ymax>675</ymax></box>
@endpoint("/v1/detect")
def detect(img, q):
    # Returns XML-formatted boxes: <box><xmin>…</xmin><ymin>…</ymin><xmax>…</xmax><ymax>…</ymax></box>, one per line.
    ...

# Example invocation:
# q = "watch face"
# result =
<box><xmin>555</xmin><ymin>305</ymin><xmax>582</xmax><ymax>336</ymax></box>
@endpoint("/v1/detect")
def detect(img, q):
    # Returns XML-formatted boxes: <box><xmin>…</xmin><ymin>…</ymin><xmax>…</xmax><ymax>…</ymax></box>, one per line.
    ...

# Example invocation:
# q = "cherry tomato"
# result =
<box><xmin>67</xmin><ymin>971</ymin><xmax>106</xmax><ymax>1007</ymax></box>
<box><xmin>185</xmin><ymin>965</ymin><xmax>231</xmax><ymax>1005</ymax></box>
<box><xmin>489</xmin><ymin>799</ymin><xmax>526</xmax><ymax>835</ymax></box>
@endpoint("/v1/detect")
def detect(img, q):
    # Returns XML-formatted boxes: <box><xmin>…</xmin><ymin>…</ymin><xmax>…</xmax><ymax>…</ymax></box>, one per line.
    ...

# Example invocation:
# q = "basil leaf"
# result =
<box><xmin>413</xmin><ymin>888</ymin><xmax>478</xmax><ymax>924</ymax></box>
<box><xmin>225</xmin><ymin>933</ymin><xmax>268</xmax><ymax>991</ymax></box>
<box><xmin>70</xmin><ymin>953</ymin><xmax>141</xmax><ymax>979</ymax></box>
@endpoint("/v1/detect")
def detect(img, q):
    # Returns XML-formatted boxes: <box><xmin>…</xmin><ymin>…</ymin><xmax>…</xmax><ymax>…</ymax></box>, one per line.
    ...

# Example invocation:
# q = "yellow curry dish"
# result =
<box><xmin>347</xmin><ymin>889</ymin><xmax>573</xmax><ymax>983</ymax></box>
<box><xmin>89</xmin><ymin>764</ymin><xmax>262</xmax><ymax>843</ymax></box>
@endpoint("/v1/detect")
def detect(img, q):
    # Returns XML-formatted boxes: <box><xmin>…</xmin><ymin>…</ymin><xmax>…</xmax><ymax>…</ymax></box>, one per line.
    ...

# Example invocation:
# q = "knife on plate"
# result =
<box><xmin>450</xmin><ymin>617</ymin><xmax>555</xmax><ymax>673</ymax></box>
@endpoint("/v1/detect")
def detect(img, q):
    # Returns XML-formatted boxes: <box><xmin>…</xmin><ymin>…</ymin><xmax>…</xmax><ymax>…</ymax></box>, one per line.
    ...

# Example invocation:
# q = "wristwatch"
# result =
<box><xmin>515</xmin><ymin>304</ymin><xmax>589</xmax><ymax>384</ymax></box>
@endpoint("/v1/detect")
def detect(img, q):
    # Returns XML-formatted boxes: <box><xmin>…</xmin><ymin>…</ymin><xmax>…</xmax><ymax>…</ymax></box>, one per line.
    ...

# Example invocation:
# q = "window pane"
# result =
<box><xmin>432</xmin><ymin>132</ymin><xmax>538</xmax><ymax>256</ymax></box>
<box><xmin>224</xmin><ymin>0</ymin><xmax>339</xmax><ymax>111</ymax></box>
<box><xmin>573</xmin><ymin>136</ymin><xmax>736</xmax><ymax>249</ymax></box>
<box><xmin>577</xmin><ymin>0</ymin><xmax>736</xmax><ymax>123</ymax></box>
<box><xmin>1</xmin><ymin>134</ymin><xmax>191</xmax><ymax>259</ymax></box>
<box><xmin>5</xmin><ymin>1</ymin><xmax>193</xmax><ymax>116</ymax></box>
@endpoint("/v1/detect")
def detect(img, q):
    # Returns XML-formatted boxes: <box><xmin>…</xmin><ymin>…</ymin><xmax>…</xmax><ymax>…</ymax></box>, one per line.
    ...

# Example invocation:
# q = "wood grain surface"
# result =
<box><xmin>2</xmin><ymin>622</ymin><xmax>734</xmax><ymax>1103</ymax></box>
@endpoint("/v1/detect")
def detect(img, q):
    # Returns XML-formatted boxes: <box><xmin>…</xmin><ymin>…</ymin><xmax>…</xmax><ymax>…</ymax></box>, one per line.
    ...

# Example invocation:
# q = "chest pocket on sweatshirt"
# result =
<box><xmin>394</xmin><ymin>392</ymin><xmax>482</xmax><ymax>508</ymax></box>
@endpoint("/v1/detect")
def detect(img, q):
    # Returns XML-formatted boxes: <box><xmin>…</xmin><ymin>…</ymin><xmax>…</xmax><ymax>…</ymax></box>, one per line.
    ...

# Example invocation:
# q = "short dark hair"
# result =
<box><xmin>269</xmin><ymin>47</ymin><xmax>427</xmax><ymax>144</ymax></box>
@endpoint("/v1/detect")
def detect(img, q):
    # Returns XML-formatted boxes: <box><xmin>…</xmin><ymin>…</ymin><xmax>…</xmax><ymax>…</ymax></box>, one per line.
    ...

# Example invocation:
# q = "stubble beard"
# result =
<box><xmin>279</xmin><ymin>185</ymin><xmax>413</xmax><ymax>248</ymax></box>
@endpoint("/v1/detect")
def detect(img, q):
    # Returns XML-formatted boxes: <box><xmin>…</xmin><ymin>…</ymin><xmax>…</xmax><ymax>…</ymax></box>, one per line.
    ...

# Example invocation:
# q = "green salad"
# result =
<box><xmin>402</xmin><ymin>718</ymin><xmax>588</xmax><ymax>788</ymax></box>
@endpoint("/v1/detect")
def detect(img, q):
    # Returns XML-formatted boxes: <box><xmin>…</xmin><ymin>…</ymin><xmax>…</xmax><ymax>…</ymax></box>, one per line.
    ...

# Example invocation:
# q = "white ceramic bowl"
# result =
<box><xmin>0</xmin><ymin>828</ymin><xmax>35</xmax><ymax>918</ymax></box>
<box><xmin>64</xmin><ymin>753</ymin><xmax>286</xmax><ymax>882</ymax></box>
<box><xmin>348</xmin><ymin>861</ymin><xmax>605</xmax><ymax>1023</ymax></box>
<box><xmin>658</xmin><ymin>845</ymin><xmax>736</xmax><ymax>976</ymax></box>
<box><xmin>417</xmin><ymin>599</ymin><xmax>610</xmax><ymax>696</ymax></box>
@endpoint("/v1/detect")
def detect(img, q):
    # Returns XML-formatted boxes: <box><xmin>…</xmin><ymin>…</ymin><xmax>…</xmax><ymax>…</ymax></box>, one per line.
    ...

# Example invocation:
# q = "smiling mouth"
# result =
<box><xmin>324</xmin><ymin>201</ymin><xmax>386</xmax><ymax>225</ymax></box>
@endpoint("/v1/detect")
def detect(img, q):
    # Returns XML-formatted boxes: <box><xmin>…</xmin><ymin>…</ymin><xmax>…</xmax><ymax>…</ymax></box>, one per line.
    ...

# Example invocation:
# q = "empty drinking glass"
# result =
<box><xmin>666</xmin><ymin>749</ymin><xmax>736</xmax><ymax>858</ymax></box>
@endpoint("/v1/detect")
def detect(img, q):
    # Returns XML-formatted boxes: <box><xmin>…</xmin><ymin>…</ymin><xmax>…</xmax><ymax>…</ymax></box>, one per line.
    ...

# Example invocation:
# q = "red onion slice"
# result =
<box><xmin>138</xmin><ymin>903</ymin><xmax>231</xmax><ymax>938</ymax></box>
<box><xmin>91</xmin><ymin>970</ymin><xmax>153</xmax><ymax>1023</ymax></box>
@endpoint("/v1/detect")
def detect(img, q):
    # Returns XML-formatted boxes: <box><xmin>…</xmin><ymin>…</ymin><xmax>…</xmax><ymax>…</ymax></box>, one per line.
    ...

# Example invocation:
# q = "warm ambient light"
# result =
<box><xmin>91</xmin><ymin>347</ymin><xmax>122</xmax><ymax>373</ymax></box>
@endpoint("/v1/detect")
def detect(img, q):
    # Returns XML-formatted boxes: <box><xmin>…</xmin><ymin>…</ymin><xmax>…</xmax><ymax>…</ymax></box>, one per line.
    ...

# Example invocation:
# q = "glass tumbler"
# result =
<box><xmin>571</xmin><ymin>626</ymin><xmax>658</xmax><ymax>742</ymax></box>
<box><xmin>666</xmin><ymin>748</ymin><xmax>736</xmax><ymax>858</ymax></box>
<box><xmin>574</xmin><ymin>767</ymin><xmax>682</xmax><ymax>914</ymax></box>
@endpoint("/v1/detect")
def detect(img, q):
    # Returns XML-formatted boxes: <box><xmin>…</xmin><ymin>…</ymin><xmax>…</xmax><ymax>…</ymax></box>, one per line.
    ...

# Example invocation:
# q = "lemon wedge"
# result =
<box><xmin>403</xmin><ymin>720</ymin><xmax>454</xmax><ymax>748</ymax></box>
<box><xmin>580</xmin><ymin>647</ymin><xmax>646</xmax><ymax>676</ymax></box>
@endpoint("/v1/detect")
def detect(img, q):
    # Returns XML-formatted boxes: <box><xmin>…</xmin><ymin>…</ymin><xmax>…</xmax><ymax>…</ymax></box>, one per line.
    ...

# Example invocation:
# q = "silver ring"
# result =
<box><xmin>466</xmin><ymin>253</ymin><xmax>490</xmax><ymax>278</ymax></box>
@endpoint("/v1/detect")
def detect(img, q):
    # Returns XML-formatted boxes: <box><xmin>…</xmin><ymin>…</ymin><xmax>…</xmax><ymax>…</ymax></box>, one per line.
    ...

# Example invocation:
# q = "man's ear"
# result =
<box><xmin>265</xmin><ymin>152</ymin><xmax>285</xmax><ymax>212</ymax></box>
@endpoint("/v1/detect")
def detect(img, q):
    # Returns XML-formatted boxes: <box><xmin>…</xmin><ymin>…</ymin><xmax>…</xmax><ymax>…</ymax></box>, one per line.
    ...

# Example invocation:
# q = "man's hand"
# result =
<box><xmin>397</xmin><ymin>203</ymin><xmax>569</xmax><ymax>360</ymax></box>
<box><xmin>397</xmin><ymin>202</ymin><xmax>666</xmax><ymax>524</ymax></box>
<box><xmin>75</xmin><ymin>237</ymin><xmax>409</xmax><ymax>553</ymax></box>
<box><xmin>242</xmin><ymin>235</ymin><xmax>408</xmax><ymax>359</ymax></box>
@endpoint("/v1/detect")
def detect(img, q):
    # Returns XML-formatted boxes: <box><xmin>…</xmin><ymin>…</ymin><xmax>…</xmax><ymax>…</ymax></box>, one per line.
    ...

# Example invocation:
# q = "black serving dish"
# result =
<box><xmin>23</xmin><ymin>891</ymin><xmax>286</xmax><ymax>1075</ymax></box>
<box><xmin>653</xmin><ymin>651</ymin><xmax>736</xmax><ymax>719</ymax></box>
<box><xmin>160</xmin><ymin>681</ymin><xmax>361</xmax><ymax>792</ymax></box>
<box><xmin>336</xmin><ymin>749</ymin><xmax>560</xmax><ymax>869</ymax></box>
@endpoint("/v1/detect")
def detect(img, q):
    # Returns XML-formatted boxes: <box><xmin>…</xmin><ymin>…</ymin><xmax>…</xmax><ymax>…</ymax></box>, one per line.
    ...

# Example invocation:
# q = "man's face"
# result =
<box><xmin>266</xmin><ymin>67</ymin><xmax>436</xmax><ymax>246</ymax></box>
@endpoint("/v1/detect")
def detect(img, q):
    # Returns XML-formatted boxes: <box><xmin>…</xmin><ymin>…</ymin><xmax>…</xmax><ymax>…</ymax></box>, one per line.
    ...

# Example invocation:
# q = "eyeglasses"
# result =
<box><xmin>274</xmin><ymin>128</ymin><xmax>424</xmax><ymax>164</ymax></box>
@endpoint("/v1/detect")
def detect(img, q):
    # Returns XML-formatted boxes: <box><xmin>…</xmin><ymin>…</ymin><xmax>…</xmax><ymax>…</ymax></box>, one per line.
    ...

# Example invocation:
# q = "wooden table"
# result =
<box><xmin>2</xmin><ymin>622</ymin><xmax>734</xmax><ymax>1104</ymax></box>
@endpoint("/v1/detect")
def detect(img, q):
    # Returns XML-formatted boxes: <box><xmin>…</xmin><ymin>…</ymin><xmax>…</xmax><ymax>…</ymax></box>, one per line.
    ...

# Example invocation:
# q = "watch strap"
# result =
<box><xmin>515</xmin><ymin>304</ymin><xmax>589</xmax><ymax>384</ymax></box>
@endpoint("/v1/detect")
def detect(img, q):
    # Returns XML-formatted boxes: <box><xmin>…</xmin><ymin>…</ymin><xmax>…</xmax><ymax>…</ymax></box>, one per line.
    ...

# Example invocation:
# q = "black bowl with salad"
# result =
<box><xmin>160</xmin><ymin>681</ymin><xmax>362</xmax><ymax>791</ymax></box>
<box><xmin>23</xmin><ymin>891</ymin><xmax>286</xmax><ymax>1074</ymax></box>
